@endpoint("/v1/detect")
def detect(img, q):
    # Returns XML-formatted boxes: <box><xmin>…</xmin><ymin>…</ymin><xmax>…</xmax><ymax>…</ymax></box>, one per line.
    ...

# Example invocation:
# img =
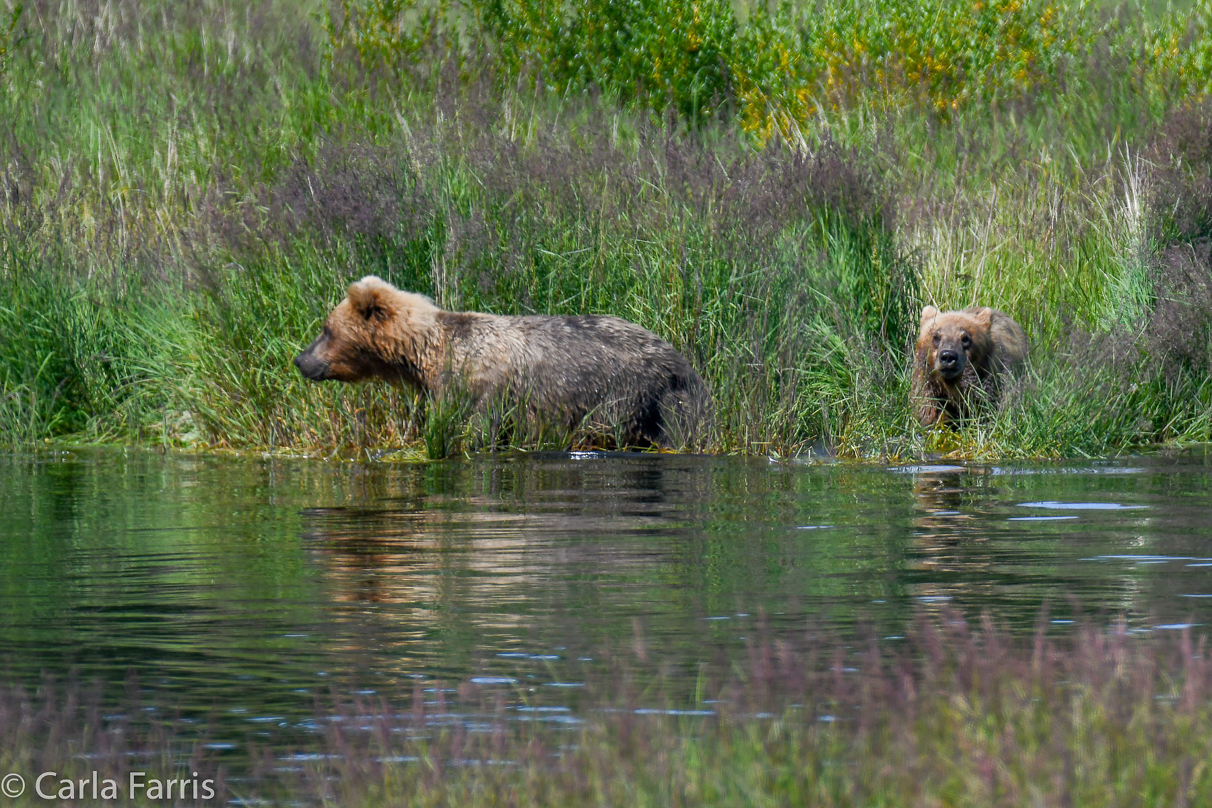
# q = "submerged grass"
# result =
<box><xmin>0</xmin><ymin>0</ymin><xmax>1210</xmax><ymax>457</ymax></box>
<box><xmin>7</xmin><ymin>610</ymin><xmax>1212</xmax><ymax>805</ymax></box>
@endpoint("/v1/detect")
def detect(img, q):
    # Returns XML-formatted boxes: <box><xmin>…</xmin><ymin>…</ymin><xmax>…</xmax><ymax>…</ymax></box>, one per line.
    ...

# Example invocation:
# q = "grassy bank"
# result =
<box><xmin>5</xmin><ymin>611</ymin><xmax>1212</xmax><ymax>805</ymax></box>
<box><xmin>1</xmin><ymin>0</ymin><xmax>1211</xmax><ymax>457</ymax></box>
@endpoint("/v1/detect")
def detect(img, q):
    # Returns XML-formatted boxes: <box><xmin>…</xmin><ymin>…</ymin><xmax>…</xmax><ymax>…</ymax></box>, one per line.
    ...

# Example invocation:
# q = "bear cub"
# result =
<box><xmin>912</xmin><ymin>305</ymin><xmax>1028</xmax><ymax>427</ymax></box>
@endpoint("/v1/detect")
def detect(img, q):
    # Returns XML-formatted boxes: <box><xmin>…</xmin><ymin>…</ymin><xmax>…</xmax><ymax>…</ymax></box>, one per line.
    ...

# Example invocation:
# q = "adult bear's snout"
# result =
<box><xmin>294</xmin><ymin>343</ymin><xmax>329</xmax><ymax>381</ymax></box>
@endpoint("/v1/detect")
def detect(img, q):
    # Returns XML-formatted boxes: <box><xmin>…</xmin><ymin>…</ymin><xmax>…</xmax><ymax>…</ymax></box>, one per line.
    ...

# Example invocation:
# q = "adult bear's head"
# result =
<box><xmin>295</xmin><ymin>276</ymin><xmax>440</xmax><ymax>383</ymax></box>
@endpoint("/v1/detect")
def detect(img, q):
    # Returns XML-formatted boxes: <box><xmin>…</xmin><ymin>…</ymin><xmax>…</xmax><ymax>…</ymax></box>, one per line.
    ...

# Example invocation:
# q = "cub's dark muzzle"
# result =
<box><xmin>936</xmin><ymin>349</ymin><xmax>963</xmax><ymax>380</ymax></box>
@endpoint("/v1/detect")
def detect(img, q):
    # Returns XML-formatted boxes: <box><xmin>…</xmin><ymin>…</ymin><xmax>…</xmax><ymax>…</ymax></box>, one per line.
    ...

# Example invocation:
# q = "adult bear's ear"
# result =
<box><xmin>347</xmin><ymin>276</ymin><xmax>397</xmax><ymax>321</ymax></box>
<box><xmin>920</xmin><ymin>305</ymin><xmax>939</xmax><ymax>325</ymax></box>
<box><xmin>973</xmin><ymin>307</ymin><xmax>993</xmax><ymax>327</ymax></box>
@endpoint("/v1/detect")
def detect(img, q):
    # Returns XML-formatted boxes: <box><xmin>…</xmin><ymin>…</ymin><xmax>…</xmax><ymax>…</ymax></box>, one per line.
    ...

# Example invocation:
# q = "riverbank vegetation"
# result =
<box><xmin>1</xmin><ymin>0</ymin><xmax>1211</xmax><ymax>458</ymax></box>
<box><xmin>5</xmin><ymin>610</ymin><xmax>1212</xmax><ymax>805</ymax></box>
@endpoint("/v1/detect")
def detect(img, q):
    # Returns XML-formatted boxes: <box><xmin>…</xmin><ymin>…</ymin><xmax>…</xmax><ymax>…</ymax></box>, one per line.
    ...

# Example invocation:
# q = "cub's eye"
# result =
<box><xmin>961</xmin><ymin>333</ymin><xmax>971</xmax><ymax>346</ymax></box>
<box><xmin>322</xmin><ymin>326</ymin><xmax>332</xmax><ymax>339</ymax></box>
<box><xmin>932</xmin><ymin>333</ymin><xmax>940</xmax><ymax>345</ymax></box>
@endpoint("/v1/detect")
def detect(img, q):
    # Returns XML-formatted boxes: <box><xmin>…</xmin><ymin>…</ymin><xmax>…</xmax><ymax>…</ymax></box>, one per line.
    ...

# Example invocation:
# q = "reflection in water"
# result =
<box><xmin>901</xmin><ymin>461</ymin><xmax>1182</xmax><ymax>620</ymax></box>
<box><xmin>305</xmin><ymin>457</ymin><xmax>692</xmax><ymax>610</ymax></box>
<box><xmin>908</xmin><ymin>467</ymin><xmax>995</xmax><ymax>608</ymax></box>
<box><xmin>298</xmin><ymin>456</ymin><xmax>722</xmax><ymax>682</ymax></box>
<box><xmin>0</xmin><ymin>449</ymin><xmax>1211</xmax><ymax>740</ymax></box>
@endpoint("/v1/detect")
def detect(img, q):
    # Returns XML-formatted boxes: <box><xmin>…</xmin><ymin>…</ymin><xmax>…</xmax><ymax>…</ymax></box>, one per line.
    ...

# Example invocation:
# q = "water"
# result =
<box><xmin>2</xmin><ymin>448</ymin><xmax>1211</xmax><ymax>739</ymax></box>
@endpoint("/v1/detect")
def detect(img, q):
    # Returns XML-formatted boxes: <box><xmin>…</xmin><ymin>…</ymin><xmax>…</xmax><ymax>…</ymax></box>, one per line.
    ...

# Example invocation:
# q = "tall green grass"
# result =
<box><xmin>0</xmin><ymin>0</ymin><xmax>1209</xmax><ymax>457</ymax></box>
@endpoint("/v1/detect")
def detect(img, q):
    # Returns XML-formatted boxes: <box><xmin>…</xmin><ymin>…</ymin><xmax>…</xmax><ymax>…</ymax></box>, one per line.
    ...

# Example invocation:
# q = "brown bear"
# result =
<box><xmin>912</xmin><ymin>305</ymin><xmax>1028</xmax><ymax>427</ymax></box>
<box><xmin>294</xmin><ymin>276</ymin><xmax>711</xmax><ymax>448</ymax></box>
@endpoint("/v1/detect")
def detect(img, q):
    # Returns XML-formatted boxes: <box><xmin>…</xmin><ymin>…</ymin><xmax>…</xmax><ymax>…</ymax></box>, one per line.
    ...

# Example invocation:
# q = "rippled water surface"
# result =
<box><xmin>2</xmin><ymin>449</ymin><xmax>1211</xmax><ymax>737</ymax></box>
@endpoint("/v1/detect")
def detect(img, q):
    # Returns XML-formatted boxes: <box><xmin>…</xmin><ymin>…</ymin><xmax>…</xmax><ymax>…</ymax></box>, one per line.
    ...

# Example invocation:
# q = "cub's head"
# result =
<box><xmin>294</xmin><ymin>276</ymin><xmax>439</xmax><ymax>383</ymax></box>
<box><xmin>917</xmin><ymin>305</ymin><xmax>993</xmax><ymax>383</ymax></box>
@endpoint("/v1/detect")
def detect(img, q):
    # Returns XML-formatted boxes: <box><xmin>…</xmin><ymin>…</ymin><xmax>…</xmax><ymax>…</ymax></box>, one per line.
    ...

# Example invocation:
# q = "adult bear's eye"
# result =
<box><xmin>932</xmin><ymin>333</ymin><xmax>940</xmax><ymax>345</ymax></box>
<box><xmin>961</xmin><ymin>334</ymin><xmax>970</xmax><ymax>346</ymax></box>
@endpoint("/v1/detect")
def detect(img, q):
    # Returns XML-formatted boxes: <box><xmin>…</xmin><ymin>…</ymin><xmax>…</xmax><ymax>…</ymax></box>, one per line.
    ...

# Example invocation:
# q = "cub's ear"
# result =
<box><xmin>347</xmin><ymin>276</ymin><xmax>397</xmax><ymax>321</ymax></box>
<box><xmin>920</xmin><ymin>305</ymin><xmax>939</xmax><ymax>325</ymax></box>
<box><xmin>973</xmin><ymin>307</ymin><xmax>993</xmax><ymax>327</ymax></box>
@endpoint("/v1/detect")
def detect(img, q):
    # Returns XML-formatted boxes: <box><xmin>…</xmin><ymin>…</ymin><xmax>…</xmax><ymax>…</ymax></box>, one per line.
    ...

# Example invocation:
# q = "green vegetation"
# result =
<box><xmin>7</xmin><ymin>612</ymin><xmax>1212</xmax><ymax>805</ymax></box>
<box><xmin>1</xmin><ymin>0</ymin><xmax>1211</xmax><ymax>457</ymax></box>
